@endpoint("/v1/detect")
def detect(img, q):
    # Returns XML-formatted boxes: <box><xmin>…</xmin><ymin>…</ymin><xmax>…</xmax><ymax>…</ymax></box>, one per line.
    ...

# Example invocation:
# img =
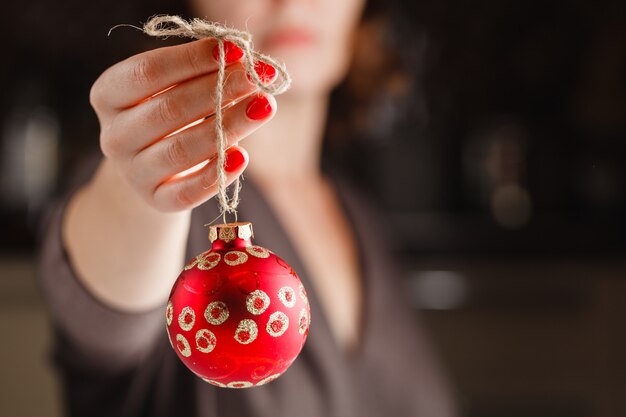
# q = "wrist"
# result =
<box><xmin>90</xmin><ymin>158</ymin><xmax>193</xmax><ymax>222</ymax></box>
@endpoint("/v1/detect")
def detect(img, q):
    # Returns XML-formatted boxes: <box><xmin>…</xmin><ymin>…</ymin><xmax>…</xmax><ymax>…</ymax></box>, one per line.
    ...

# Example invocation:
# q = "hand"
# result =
<box><xmin>90</xmin><ymin>38</ymin><xmax>277</xmax><ymax>212</ymax></box>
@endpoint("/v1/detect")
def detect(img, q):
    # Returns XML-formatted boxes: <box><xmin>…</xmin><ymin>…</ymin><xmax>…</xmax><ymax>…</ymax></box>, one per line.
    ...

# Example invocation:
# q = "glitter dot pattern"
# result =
<box><xmin>166</xmin><ymin>301</ymin><xmax>173</xmax><ymax>325</ymax></box>
<box><xmin>176</xmin><ymin>334</ymin><xmax>192</xmax><ymax>357</ymax></box>
<box><xmin>167</xmin><ymin>235</ymin><xmax>310</xmax><ymax>389</ymax></box>
<box><xmin>298</xmin><ymin>283</ymin><xmax>309</xmax><ymax>305</ymax></box>
<box><xmin>184</xmin><ymin>252</ymin><xmax>221</xmax><ymax>271</ymax></box>
<box><xmin>195</xmin><ymin>329</ymin><xmax>217</xmax><ymax>353</ymax></box>
<box><xmin>197</xmin><ymin>253</ymin><xmax>221</xmax><ymax>270</ymax></box>
<box><xmin>245</xmin><ymin>245</ymin><xmax>270</xmax><ymax>258</ymax></box>
<box><xmin>178</xmin><ymin>306</ymin><xmax>196</xmax><ymax>331</ymax></box>
<box><xmin>246</xmin><ymin>290</ymin><xmax>270</xmax><ymax>315</ymax></box>
<box><xmin>299</xmin><ymin>308</ymin><xmax>310</xmax><ymax>335</ymax></box>
<box><xmin>204</xmin><ymin>301</ymin><xmax>229</xmax><ymax>325</ymax></box>
<box><xmin>223</xmin><ymin>251</ymin><xmax>248</xmax><ymax>266</ymax></box>
<box><xmin>235</xmin><ymin>319</ymin><xmax>259</xmax><ymax>344</ymax></box>
<box><xmin>227</xmin><ymin>381</ymin><xmax>253</xmax><ymax>389</ymax></box>
<box><xmin>266</xmin><ymin>311</ymin><xmax>289</xmax><ymax>337</ymax></box>
<box><xmin>203</xmin><ymin>378</ymin><xmax>227</xmax><ymax>388</ymax></box>
<box><xmin>256</xmin><ymin>373</ymin><xmax>282</xmax><ymax>386</ymax></box>
<box><xmin>278</xmin><ymin>286</ymin><xmax>296</xmax><ymax>308</ymax></box>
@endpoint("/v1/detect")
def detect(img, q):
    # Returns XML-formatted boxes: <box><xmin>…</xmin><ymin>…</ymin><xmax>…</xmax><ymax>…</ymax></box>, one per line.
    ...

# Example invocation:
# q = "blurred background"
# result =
<box><xmin>1</xmin><ymin>0</ymin><xmax>625</xmax><ymax>416</ymax></box>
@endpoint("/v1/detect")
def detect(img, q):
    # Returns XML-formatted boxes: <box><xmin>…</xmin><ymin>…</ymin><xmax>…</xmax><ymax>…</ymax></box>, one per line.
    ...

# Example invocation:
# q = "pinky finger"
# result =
<box><xmin>153</xmin><ymin>145</ymin><xmax>249</xmax><ymax>212</ymax></box>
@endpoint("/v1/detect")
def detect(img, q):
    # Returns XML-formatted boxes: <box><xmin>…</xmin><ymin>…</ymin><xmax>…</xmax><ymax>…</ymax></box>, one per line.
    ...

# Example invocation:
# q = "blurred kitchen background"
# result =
<box><xmin>1</xmin><ymin>0</ymin><xmax>625</xmax><ymax>416</ymax></box>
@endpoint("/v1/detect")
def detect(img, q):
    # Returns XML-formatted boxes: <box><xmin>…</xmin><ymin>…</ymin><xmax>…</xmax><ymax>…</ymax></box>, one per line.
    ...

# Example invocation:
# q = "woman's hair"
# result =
<box><xmin>328</xmin><ymin>1</ymin><xmax>427</xmax><ymax>143</ymax></box>
<box><xmin>9</xmin><ymin>0</ymin><xmax>425</xmax><ymax>182</ymax></box>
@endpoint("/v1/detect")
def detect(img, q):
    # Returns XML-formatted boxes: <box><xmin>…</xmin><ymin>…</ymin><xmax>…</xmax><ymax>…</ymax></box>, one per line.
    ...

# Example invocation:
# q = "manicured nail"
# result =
<box><xmin>246</xmin><ymin>94</ymin><xmax>273</xmax><ymax>120</ymax></box>
<box><xmin>212</xmin><ymin>41</ymin><xmax>244</xmax><ymax>64</ymax></box>
<box><xmin>246</xmin><ymin>61</ymin><xmax>277</xmax><ymax>84</ymax></box>
<box><xmin>224</xmin><ymin>147</ymin><xmax>247</xmax><ymax>173</ymax></box>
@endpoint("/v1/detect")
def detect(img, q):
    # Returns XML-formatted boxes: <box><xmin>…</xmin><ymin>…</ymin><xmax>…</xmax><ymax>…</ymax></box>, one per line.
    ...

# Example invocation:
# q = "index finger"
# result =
<box><xmin>91</xmin><ymin>38</ymin><xmax>242</xmax><ymax>111</ymax></box>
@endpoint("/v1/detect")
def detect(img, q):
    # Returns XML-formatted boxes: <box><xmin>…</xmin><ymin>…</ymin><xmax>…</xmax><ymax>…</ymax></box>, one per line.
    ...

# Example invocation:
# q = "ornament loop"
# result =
<box><xmin>209</xmin><ymin>222</ymin><xmax>254</xmax><ymax>243</ymax></box>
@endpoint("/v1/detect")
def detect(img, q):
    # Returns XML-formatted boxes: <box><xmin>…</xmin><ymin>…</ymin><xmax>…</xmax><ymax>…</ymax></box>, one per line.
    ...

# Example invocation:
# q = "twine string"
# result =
<box><xmin>214</xmin><ymin>38</ymin><xmax>232</xmax><ymax>223</ymax></box>
<box><xmin>120</xmin><ymin>15</ymin><xmax>291</xmax><ymax>222</ymax></box>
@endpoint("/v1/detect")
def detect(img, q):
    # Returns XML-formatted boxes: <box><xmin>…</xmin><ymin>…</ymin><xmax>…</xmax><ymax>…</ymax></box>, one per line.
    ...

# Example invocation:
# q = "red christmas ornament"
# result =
<box><xmin>166</xmin><ymin>222</ymin><xmax>310</xmax><ymax>389</ymax></box>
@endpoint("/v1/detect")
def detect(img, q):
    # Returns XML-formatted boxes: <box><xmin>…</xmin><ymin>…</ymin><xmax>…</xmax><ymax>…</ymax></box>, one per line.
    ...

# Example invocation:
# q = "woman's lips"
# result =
<box><xmin>264</xmin><ymin>28</ymin><xmax>317</xmax><ymax>49</ymax></box>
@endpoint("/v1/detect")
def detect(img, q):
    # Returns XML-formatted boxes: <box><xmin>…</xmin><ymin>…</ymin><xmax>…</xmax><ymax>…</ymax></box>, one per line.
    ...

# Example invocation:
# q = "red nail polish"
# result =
<box><xmin>212</xmin><ymin>41</ymin><xmax>244</xmax><ymax>64</ymax></box>
<box><xmin>246</xmin><ymin>95</ymin><xmax>273</xmax><ymax>120</ymax></box>
<box><xmin>246</xmin><ymin>61</ymin><xmax>277</xmax><ymax>84</ymax></box>
<box><xmin>224</xmin><ymin>148</ymin><xmax>247</xmax><ymax>173</ymax></box>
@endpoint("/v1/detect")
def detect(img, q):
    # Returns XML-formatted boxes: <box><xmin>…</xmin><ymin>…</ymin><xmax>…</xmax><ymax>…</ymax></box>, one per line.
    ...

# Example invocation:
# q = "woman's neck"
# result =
<box><xmin>244</xmin><ymin>93</ymin><xmax>328</xmax><ymax>184</ymax></box>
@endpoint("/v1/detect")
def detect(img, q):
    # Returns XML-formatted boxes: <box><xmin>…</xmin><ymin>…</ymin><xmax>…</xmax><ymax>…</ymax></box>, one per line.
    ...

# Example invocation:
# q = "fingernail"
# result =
<box><xmin>212</xmin><ymin>41</ymin><xmax>244</xmax><ymax>64</ymax></box>
<box><xmin>246</xmin><ymin>94</ymin><xmax>273</xmax><ymax>120</ymax></box>
<box><xmin>224</xmin><ymin>147</ymin><xmax>247</xmax><ymax>173</ymax></box>
<box><xmin>246</xmin><ymin>61</ymin><xmax>277</xmax><ymax>84</ymax></box>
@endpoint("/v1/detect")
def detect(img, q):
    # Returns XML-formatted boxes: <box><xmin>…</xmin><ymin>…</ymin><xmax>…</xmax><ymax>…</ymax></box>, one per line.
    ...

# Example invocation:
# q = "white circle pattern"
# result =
<box><xmin>256</xmin><ymin>374</ymin><xmax>282</xmax><ymax>386</ymax></box>
<box><xmin>204</xmin><ymin>301</ymin><xmax>229</xmax><ymax>325</ymax></box>
<box><xmin>234</xmin><ymin>319</ymin><xmax>258</xmax><ymax>344</ymax></box>
<box><xmin>299</xmin><ymin>308</ymin><xmax>309</xmax><ymax>335</ymax></box>
<box><xmin>246</xmin><ymin>290</ymin><xmax>270</xmax><ymax>315</ymax></box>
<box><xmin>166</xmin><ymin>301</ymin><xmax>173</xmax><ymax>326</ymax></box>
<box><xmin>266</xmin><ymin>311</ymin><xmax>289</xmax><ymax>337</ymax></box>
<box><xmin>278</xmin><ymin>286</ymin><xmax>296</xmax><ymax>308</ymax></box>
<box><xmin>245</xmin><ymin>245</ymin><xmax>270</xmax><ymax>258</ymax></box>
<box><xmin>196</xmin><ymin>252</ymin><xmax>221</xmax><ymax>270</ymax></box>
<box><xmin>227</xmin><ymin>381</ymin><xmax>253</xmax><ymax>389</ymax></box>
<box><xmin>195</xmin><ymin>329</ymin><xmax>217</xmax><ymax>353</ymax></box>
<box><xmin>178</xmin><ymin>306</ymin><xmax>195</xmax><ymax>331</ymax></box>
<box><xmin>223</xmin><ymin>251</ymin><xmax>248</xmax><ymax>266</ymax></box>
<box><xmin>298</xmin><ymin>283</ymin><xmax>308</xmax><ymax>304</ymax></box>
<box><xmin>202</xmin><ymin>378</ymin><xmax>227</xmax><ymax>387</ymax></box>
<box><xmin>176</xmin><ymin>334</ymin><xmax>191</xmax><ymax>357</ymax></box>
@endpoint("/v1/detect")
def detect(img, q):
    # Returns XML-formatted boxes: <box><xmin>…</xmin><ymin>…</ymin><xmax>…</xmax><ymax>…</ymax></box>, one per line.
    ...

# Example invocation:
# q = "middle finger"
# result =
<box><xmin>110</xmin><ymin>62</ymin><xmax>257</xmax><ymax>155</ymax></box>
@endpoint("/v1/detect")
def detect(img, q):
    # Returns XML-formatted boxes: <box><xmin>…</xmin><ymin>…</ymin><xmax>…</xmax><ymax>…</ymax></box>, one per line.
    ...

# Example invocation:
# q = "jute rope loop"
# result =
<box><xmin>113</xmin><ymin>15</ymin><xmax>291</xmax><ymax>221</ymax></box>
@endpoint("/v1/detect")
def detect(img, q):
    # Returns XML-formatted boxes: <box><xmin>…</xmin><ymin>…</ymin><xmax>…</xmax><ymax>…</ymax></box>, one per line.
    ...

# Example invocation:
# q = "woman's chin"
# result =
<box><xmin>266</xmin><ymin>54</ymin><xmax>345</xmax><ymax>98</ymax></box>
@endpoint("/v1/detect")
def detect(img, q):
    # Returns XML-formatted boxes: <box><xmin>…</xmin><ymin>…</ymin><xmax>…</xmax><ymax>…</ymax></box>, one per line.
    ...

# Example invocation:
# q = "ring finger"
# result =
<box><xmin>152</xmin><ymin>145</ymin><xmax>249</xmax><ymax>212</ymax></box>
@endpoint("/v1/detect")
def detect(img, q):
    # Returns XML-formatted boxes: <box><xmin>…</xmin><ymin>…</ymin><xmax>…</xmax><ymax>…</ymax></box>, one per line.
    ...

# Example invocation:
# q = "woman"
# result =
<box><xmin>38</xmin><ymin>0</ymin><xmax>457</xmax><ymax>415</ymax></box>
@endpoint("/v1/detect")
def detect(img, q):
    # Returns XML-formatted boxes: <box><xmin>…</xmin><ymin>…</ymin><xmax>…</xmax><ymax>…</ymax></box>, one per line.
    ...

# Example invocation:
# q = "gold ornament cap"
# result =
<box><xmin>209</xmin><ymin>222</ymin><xmax>254</xmax><ymax>243</ymax></box>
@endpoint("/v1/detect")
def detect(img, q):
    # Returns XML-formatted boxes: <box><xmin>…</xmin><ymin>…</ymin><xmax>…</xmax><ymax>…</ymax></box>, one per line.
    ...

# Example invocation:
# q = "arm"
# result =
<box><xmin>62</xmin><ymin>158</ymin><xmax>192</xmax><ymax>312</ymax></box>
<box><xmin>42</xmin><ymin>38</ymin><xmax>277</xmax><ymax>367</ymax></box>
<box><xmin>64</xmin><ymin>38</ymin><xmax>276</xmax><ymax>313</ymax></box>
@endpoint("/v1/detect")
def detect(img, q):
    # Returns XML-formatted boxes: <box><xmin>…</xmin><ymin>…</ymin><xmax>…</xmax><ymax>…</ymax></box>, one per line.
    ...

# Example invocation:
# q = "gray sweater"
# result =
<box><xmin>38</xmin><ymin>158</ymin><xmax>457</xmax><ymax>417</ymax></box>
